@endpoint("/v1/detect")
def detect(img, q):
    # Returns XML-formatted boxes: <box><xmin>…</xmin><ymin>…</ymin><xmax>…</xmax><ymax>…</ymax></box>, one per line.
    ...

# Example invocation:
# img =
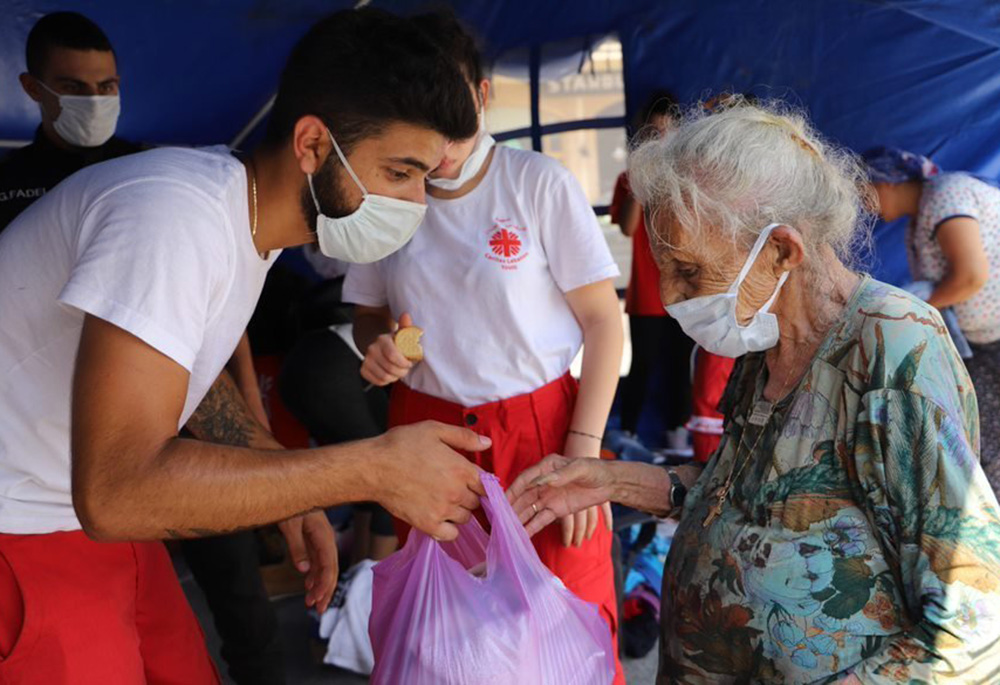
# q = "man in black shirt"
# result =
<box><xmin>0</xmin><ymin>12</ymin><xmax>141</xmax><ymax>232</ymax></box>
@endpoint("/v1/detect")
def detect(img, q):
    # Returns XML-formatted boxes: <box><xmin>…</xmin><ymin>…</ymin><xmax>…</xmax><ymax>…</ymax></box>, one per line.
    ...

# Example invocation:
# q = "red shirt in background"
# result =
<box><xmin>610</xmin><ymin>172</ymin><xmax>665</xmax><ymax>317</ymax></box>
<box><xmin>687</xmin><ymin>350</ymin><xmax>737</xmax><ymax>463</ymax></box>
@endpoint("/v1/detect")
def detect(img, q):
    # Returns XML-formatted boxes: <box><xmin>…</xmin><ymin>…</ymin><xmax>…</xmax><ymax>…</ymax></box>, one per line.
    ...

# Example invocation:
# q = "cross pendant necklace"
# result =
<box><xmin>703</xmin><ymin>484</ymin><xmax>729</xmax><ymax>526</ymax></box>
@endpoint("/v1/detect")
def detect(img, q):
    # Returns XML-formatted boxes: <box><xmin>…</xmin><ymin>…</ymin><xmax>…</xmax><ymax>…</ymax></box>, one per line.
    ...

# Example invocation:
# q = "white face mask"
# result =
<box><xmin>39</xmin><ymin>81</ymin><xmax>120</xmax><ymax>148</ymax></box>
<box><xmin>665</xmin><ymin>223</ymin><xmax>789</xmax><ymax>358</ymax></box>
<box><xmin>426</xmin><ymin>110</ymin><xmax>495</xmax><ymax>191</ymax></box>
<box><xmin>309</xmin><ymin>130</ymin><xmax>427</xmax><ymax>264</ymax></box>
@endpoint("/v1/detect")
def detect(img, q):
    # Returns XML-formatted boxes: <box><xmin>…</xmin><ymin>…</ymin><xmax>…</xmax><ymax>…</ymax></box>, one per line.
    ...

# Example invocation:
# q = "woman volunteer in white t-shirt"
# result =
<box><xmin>345</xmin><ymin>12</ymin><xmax>624</xmax><ymax>682</ymax></box>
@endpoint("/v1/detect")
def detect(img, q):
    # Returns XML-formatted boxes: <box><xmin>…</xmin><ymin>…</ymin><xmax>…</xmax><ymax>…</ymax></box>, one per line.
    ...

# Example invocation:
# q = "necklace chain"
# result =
<box><xmin>250</xmin><ymin>164</ymin><xmax>258</xmax><ymax>238</ymax></box>
<box><xmin>702</xmin><ymin>344</ymin><xmax>809</xmax><ymax>527</ymax></box>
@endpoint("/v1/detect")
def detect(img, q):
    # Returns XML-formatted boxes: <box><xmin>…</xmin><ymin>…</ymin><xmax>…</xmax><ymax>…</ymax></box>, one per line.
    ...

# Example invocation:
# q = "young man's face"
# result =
<box><xmin>304</xmin><ymin>120</ymin><xmax>447</xmax><ymax>222</ymax></box>
<box><xmin>21</xmin><ymin>46</ymin><xmax>120</xmax><ymax>124</ymax></box>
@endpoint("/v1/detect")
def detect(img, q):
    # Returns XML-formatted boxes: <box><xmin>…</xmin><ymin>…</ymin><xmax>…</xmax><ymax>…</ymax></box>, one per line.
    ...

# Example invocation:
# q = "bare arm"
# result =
<box><xmin>184</xmin><ymin>367</ymin><xmax>279</xmax><ymax>450</ymax></box>
<box><xmin>927</xmin><ymin>216</ymin><xmax>990</xmax><ymax>309</ymax></box>
<box><xmin>71</xmin><ymin>315</ymin><xmax>487</xmax><ymax>542</ymax></box>
<box><xmin>507</xmin><ymin>455</ymin><xmax>703</xmax><ymax>536</ymax></box>
<box><xmin>563</xmin><ymin>279</ymin><xmax>624</xmax><ymax>454</ymax></box>
<box><xmin>616</xmin><ymin>193</ymin><xmax>642</xmax><ymax>238</ymax></box>
<box><xmin>553</xmin><ymin>279</ymin><xmax>624</xmax><ymax>545</ymax></box>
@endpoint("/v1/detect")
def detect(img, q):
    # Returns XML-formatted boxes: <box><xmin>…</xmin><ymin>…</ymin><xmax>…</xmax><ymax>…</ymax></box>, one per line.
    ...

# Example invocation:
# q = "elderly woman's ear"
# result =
<box><xmin>769</xmin><ymin>224</ymin><xmax>806</xmax><ymax>273</ymax></box>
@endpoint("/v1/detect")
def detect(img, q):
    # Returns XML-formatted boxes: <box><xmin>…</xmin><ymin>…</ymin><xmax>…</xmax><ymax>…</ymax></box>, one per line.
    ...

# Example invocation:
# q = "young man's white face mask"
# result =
<box><xmin>39</xmin><ymin>81</ymin><xmax>120</xmax><ymax>148</ymax></box>
<box><xmin>308</xmin><ymin>129</ymin><xmax>427</xmax><ymax>264</ymax></box>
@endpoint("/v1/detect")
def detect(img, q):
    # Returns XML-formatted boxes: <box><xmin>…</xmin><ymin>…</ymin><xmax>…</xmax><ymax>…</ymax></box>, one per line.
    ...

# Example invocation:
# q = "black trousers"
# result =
<box><xmin>279</xmin><ymin>328</ymin><xmax>394</xmax><ymax>536</ymax></box>
<box><xmin>620</xmin><ymin>315</ymin><xmax>694</xmax><ymax>435</ymax></box>
<box><xmin>181</xmin><ymin>533</ymin><xmax>285</xmax><ymax>685</ymax></box>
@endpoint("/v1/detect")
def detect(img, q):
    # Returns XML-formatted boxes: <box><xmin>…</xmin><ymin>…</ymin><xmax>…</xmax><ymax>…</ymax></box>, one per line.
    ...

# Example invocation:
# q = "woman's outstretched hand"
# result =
<box><xmin>507</xmin><ymin>455</ymin><xmax>616</xmax><ymax>538</ymax></box>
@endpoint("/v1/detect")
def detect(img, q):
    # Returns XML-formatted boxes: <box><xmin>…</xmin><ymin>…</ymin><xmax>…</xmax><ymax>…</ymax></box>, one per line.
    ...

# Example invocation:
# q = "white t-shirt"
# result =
<box><xmin>343</xmin><ymin>145</ymin><xmax>619</xmax><ymax>407</ymax></box>
<box><xmin>0</xmin><ymin>146</ymin><xmax>277</xmax><ymax>534</ymax></box>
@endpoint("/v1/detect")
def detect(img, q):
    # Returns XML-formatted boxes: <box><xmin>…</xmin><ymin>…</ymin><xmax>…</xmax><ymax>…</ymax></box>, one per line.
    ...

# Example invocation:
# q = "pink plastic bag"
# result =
<box><xmin>369</xmin><ymin>473</ymin><xmax>615</xmax><ymax>685</ymax></box>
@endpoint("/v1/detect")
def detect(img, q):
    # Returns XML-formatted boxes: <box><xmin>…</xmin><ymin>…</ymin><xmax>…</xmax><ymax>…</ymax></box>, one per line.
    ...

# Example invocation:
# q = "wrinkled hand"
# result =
<box><xmin>373</xmin><ymin>421</ymin><xmax>489</xmax><ymax>541</ymax></box>
<box><xmin>557</xmin><ymin>437</ymin><xmax>613</xmax><ymax>546</ymax></box>
<box><xmin>361</xmin><ymin>313</ymin><xmax>417</xmax><ymax>386</ymax></box>
<box><xmin>278</xmin><ymin>510</ymin><xmax>338</xmax><ymax>613</ymax></box>
<box><xmin>507</xmin><ymin>454</ymin><xmax>616</xmax><ymax>538</ymax></box>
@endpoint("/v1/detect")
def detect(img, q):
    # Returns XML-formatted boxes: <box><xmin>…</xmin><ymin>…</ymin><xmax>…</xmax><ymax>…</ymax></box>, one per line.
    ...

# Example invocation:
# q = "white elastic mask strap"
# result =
<box><xmin>307</xmin><ymin>174</ymin><xmax>321</xmax><ymax>213</ymax></box>
<box><xmin>327</xmin><ymin>130</ymin><xmax>368</xmax><ymax>196</ymax></box>
<box><xmin>760</xmin><ymin>270</ymin><xmax>790</xmax><ymax>314</ymax></box>
<box><xmin>730</xmin><ymin>223</ymin><xmax>782</xmax><ymax>293</ymax></box>
<box><xmin>38</xmin><ymin>81</ymin><xmax>61</xmax><ymax>99</ymax></box>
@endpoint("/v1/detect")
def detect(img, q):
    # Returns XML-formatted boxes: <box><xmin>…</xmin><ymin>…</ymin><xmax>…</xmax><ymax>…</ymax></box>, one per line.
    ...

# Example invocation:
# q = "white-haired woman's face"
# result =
<box><xmin>652</xmin><ymin>215</ymin><xmax>793</xmax><ymax>325</ymax></box>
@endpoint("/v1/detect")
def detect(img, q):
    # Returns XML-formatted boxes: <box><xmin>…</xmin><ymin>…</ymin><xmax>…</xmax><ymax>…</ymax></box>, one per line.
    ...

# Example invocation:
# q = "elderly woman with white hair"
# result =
<box><xmin>509</xmin><ymin>101</ymin><xmax>1000</xmax><ymax>683</ymax></box>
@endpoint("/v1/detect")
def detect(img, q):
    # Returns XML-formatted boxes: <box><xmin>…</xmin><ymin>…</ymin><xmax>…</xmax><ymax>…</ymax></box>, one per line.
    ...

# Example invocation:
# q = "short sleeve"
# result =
<box><xmin>536</xmin><ymin>164</ymin><xmax>620</xmax><ymax>293</ymax></box>
<box><xmin>342</xmin><ymin>262</ymin><xmax>388</xmax><ymax>307</ymax></box>
<box><xmin>58</xmin><ymin>179</ymin><xmax>231</xmax><ymax>372</ymax></box>
<box><xmin>921</xmin><ymin>174</ymin><xmax>982</xmax><ymax>236</ymax></box>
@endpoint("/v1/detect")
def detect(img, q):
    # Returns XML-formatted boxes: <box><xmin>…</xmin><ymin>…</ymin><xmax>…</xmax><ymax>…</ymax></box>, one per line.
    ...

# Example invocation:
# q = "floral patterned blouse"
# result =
<box><xmin>660</xmin><ymin>277</ymin><xmax>1000</xmax><ymax>684</ymax></box>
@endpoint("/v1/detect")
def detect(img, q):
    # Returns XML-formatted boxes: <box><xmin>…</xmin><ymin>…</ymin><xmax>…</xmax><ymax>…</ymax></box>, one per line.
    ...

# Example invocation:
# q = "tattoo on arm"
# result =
<box><xmin>171</xmin><ymin>370</ymin><xmax>288</xmax><ymax>539</ymax></box>
<box><xmin>184</xmin><ymin>370</ymin><xmax>261</xmax><ymax>448</ymax></box>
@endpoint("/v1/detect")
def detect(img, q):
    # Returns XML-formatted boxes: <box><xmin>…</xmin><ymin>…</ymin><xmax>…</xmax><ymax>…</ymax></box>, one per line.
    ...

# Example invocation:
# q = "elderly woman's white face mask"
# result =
<box><xmin>665</xmin><ymin>223</ymin><xmax>789</xmax><ymax>357</ymax></box>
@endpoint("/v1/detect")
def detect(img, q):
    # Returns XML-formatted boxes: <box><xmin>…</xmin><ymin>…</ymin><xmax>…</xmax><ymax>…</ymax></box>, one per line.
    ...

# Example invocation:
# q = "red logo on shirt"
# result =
<box><xmin>484</xmin><ymin>218</ymin><xmax>529</xmax><ymax>271</ymax></box>
<box><xmin>489</xmin><ymin>229</ymin><xmax>522</xmax><ymax>258</ymax></box>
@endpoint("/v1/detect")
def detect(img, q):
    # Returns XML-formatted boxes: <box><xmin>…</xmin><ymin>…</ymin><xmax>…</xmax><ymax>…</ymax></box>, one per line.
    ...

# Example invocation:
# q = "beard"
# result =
<box><xmin>300</xmin><ymin>154</ymin><xmax>356</xmax><ymax>230</ymax></box>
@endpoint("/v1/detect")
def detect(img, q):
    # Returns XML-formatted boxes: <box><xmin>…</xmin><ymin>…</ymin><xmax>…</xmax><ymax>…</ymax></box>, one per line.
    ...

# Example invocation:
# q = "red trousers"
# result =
<box><xmin>0</xmin><ymin>531</ymin><xmax>219</xmax><ymax>685</ymax></box>
<box><xmin>389</xmin><ymin>374</ymin><xmax>624</xmax><ymax>684</ymax></box>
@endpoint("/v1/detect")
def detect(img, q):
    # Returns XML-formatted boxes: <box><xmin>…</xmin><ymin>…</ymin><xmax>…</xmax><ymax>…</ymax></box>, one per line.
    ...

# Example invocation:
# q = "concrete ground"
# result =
<box><xmin>180</xmin><ymin>564</ymin><xmax>659</xmax><ymax>685</ymax></box>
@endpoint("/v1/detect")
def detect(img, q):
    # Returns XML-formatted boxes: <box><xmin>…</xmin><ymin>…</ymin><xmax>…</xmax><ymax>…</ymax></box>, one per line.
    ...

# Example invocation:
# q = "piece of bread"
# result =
<box><xmin>394</xmin><ymin>326</ymin><xmax>424</xmax><ymax>362</ymax></box>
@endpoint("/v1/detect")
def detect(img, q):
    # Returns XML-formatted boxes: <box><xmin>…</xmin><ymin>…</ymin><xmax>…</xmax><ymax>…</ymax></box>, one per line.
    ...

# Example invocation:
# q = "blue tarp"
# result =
<box><xmin>3</xmin><ymin>0</ymin><xmax>1000</xmax><ymax>283</ymax></box>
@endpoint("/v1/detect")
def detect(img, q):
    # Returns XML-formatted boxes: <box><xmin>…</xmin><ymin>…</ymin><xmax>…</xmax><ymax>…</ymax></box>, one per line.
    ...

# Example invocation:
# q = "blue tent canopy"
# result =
<box><xmin>4</xmin><ymin>0</ymin><xmax>1000</xmax><ymax>283</ymax></box>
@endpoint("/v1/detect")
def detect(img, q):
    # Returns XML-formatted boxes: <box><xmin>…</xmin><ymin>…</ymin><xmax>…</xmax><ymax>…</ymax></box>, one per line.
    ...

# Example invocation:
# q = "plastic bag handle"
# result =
<box><xmin>479</xmin><ymin>473</ymin><xmax>550</xmax><ymax>579</ymax></box>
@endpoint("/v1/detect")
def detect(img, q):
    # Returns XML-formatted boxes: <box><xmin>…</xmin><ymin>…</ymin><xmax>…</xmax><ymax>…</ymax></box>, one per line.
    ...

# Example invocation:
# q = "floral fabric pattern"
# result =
<box><xmin>659</xmin><ymin>277</ymin><xmax>1000</xmax><ymax>684</ymax></box>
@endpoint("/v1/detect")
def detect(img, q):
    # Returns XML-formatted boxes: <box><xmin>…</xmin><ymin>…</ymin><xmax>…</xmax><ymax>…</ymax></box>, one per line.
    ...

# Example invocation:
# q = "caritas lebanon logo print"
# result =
<box><xmin>485</xmin><ymin>218</ymin><xmax>529</xmax><ymax>270</ymax></box>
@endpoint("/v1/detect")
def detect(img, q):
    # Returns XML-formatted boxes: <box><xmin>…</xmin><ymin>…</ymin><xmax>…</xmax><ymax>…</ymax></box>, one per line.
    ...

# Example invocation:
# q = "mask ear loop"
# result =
<box><xmin>728</xmin><ymin>223</ymin><xmax>783</xmax><ymax>294</ymax></box>
<box><xmin>729</xmin><ymin>223</ymin><xmax>790</xmax><ymax>326</ymax></box>
<box><xmin>306</xmin><ymin>174</ymin><xmax>322</xmax><ymax>213</ymax></box>
<box><xmin>326</xmin><ymin>130</ymin><xmax>369</xmax><ymax>196</ymax></box>
<box><xmin>759</xmin><ymin>270</ymin><xmax>790</xmax><ymax>314</ymax></box>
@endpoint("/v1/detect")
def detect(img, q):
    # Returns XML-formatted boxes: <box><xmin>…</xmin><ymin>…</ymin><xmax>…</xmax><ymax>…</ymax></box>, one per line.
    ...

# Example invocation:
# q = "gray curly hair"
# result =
<box><xmin>628</xmin><ymin>98</ymin><xmax>873</xmax><ymax>264</ymax></box>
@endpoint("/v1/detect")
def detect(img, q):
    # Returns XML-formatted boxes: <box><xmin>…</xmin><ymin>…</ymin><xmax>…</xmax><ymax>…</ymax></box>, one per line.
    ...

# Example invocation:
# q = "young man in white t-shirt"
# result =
<box><xmin>347</xmin><ymin>12</ymin><xmax>625</xmax><ymax>683</ymax></box>
<box><xmin>0</xmin><ymin>9</ymin><xmax>484</xmax><ymax>683</ymax></box>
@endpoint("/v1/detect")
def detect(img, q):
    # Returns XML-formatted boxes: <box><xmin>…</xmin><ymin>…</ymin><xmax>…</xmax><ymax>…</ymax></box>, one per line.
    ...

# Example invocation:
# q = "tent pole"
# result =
<box><xmin>229</xmin><ymin>94</ymin><xmax>277</xmax><ymax>150</ymax></box>
<box><xmin>529</xmin><ymin>44</ymin><xmax>542</xmax><ymax>152</ymax></box>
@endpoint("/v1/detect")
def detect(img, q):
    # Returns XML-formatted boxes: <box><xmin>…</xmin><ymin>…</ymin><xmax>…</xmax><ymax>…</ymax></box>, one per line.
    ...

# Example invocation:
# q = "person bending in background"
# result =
<box><xmin>611</xmin><ymin>92</ymin><xmax>695</xmax><ymax>449</ymax></box>
<box><xmin>347</xmin><ymin>11</ymin><xmax>625</xmax><ymax>682</ymax></box>
<box><xmin>864</xmin><ymin>146</ymin><xmax>1000</xmax><ymax>499</ymax></box>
